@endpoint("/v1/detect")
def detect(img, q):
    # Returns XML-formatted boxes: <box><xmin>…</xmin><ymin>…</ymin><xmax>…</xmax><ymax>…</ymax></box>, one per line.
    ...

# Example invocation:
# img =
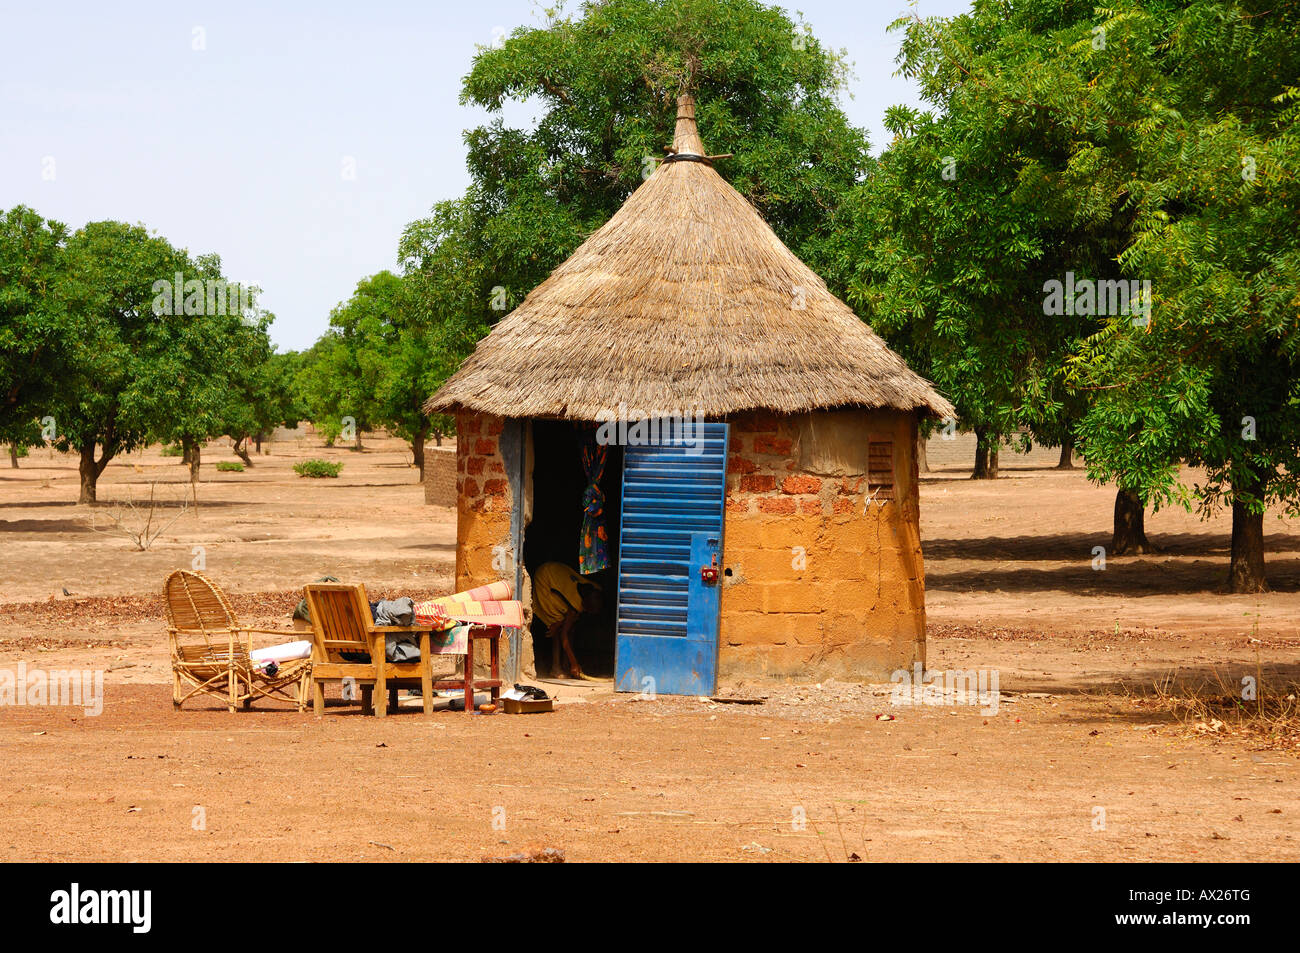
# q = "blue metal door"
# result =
<box><xmin>614</xmin><ymin>421</ymin><xmax>728</xmax><ymax>696</ymax></box>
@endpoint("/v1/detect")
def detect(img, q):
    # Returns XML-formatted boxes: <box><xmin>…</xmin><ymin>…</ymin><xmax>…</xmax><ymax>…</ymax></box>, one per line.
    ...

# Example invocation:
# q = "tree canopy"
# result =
<box><xmin>399</xmin><ymin>0</ymin><xmax>872</xmax><ymax>387</ymax></box>
<box><xmin>0</xmin><ymin>210</ymin><xmax>282</xmax><ymax>501</ymax></box>
<box><xmin>832</xmin><ymin>0</ymin><xmax>1298</xmax><ymax>590</ymax></box>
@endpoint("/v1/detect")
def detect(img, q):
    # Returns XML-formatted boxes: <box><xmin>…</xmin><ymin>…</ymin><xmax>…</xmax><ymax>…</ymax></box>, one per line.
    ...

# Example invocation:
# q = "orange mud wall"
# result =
<box><xmin>719</xmin><ymin>409</ymin><xmax>926</xmax><ymax>680</ymax></box>
<box><xmin>422</xmin><ymin>445</ymin><xmax>457</xmax><ymax>506</ymax></box>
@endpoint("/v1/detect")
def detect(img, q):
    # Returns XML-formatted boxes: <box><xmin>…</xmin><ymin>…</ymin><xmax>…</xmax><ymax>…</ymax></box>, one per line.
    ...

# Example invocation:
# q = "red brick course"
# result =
<box><xmin>752</xmin><ymin>434</ymin><xmax>793</xmax><ymax>456</ymax></box>
<box><xmin>781</xmin><ymin>475</ymin><xmax>821</xmax><ymax>495</ymax></box>
<box><xmin>455</xmin><ymin>411</ymin><xmax>511</xmax><ymax>515</ymax></box>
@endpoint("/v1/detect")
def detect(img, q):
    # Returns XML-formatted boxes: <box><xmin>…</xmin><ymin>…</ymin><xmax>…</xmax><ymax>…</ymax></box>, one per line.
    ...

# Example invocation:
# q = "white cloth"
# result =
<box><xmin>250</xmin><ymin>640</ymin><xmax>312</xmax><ymax>663</ymax></box>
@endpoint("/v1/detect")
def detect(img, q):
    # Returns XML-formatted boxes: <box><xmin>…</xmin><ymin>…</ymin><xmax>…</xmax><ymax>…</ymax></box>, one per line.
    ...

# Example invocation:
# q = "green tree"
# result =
<box><xmin>296</xmin><ymin>323</ymin><xmax>376</xmax><ymax>450</ymax></box>
<box><xmin>1063</xmin><ymin>1</ymin><xmax>1300</xmax><ymax>590</ymax></box>
<box><xmin>46</xmin><ymin>221</ymin><xmax>275</xmax><ymax>503</ymax></box>
<box><xmin>0</xmin><ymin>206</ymin><xmax>69</xmax><ymax>456</ymax></box>
<box><xmin>320</xmin><ymin>271</ymin><xmax>445</xmax><ymax>476</ymax></box>
<box><xmin>853</xmin><ymin>0</ymin><xmax>1298</xmax><ymax>587</ymax></box>
<box><xmin>225</xmin><ymin>348</ymin><xmax>302</xmax><ymax>463</ymax></box>
<box><xmin>145</xmin><ymin>255</ymin><xmax>271</xmax><ymax>490</ymax></box>
<box><xmin>53</xmin><ymin>221</ymin><xmax>192</xmax><ymax>502</ymax></box>
<box><xmin>832</xmin><ymin>2</ymin><xmax>1140</xmax><ymax>482</ymax></box>
<box><xmin>399</xmin><ymin>197</ymin><xmax>495</xmax><ymax>414</ymax></box>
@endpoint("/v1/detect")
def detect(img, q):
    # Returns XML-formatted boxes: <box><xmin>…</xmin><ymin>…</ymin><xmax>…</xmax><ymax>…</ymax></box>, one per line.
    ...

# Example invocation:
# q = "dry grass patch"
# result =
<box><xmin>1145</xmin><ymin>667</ymin><xmax>1300</xmax><ymax>752</ymax></box>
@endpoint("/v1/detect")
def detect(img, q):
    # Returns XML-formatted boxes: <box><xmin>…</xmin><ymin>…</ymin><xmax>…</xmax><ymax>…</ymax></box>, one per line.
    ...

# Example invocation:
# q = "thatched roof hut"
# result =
<box><xmin>426</xmin><ymin>94</ymin><xmax>953</xmax><ymax>421</ymax></box>
<box><xmin>429</xmin><ymin>93</ymin><xmax>950</xmax><ymax>695</ymax></box>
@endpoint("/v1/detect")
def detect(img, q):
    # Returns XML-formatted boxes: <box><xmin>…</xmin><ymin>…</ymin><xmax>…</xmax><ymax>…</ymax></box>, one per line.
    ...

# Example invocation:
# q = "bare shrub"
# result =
<box><xmin>87</xmin><ymin>481</ymin><xmax>191</xmax><ymax>551</ymax></box>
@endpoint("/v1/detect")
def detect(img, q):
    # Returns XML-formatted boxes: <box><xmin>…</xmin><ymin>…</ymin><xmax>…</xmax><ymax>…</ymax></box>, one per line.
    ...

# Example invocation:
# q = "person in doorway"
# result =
<box><xmin>532</xmin><ymin>561</ymin><xmax>603</xmax><ymax>680</ymax></box>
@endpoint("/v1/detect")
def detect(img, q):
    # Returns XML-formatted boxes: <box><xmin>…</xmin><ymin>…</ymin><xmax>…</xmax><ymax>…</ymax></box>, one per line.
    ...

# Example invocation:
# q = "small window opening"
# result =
<box><xmin>867</xmin><ymin>440</ymin><xmax>895</xmax><ymax>500</ymax></box>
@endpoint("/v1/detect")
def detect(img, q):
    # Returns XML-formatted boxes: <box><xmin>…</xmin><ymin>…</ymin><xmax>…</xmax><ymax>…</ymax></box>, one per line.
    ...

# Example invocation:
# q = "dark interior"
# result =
<box><xmin>523</xmin><ymin>420</ymin><xmax>622</xmax><ymax>677</ymax></box>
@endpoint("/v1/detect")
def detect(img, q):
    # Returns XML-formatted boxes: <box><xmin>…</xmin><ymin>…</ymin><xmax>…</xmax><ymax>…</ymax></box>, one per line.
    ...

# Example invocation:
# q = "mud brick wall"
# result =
<box><xmin>422</xmin><ymin>445</ymin><xmax>457</xmax><ymax>506</ymax></box>
<box><xmin>719</xmin><ymin>409</ymin><xmax>926</xmax><ymax>680</ymax></box>
<box><xmin>455</xmin><ymin>411</ymin><xmax>511</xmax><ymax>585</ymax></box>
<box><xmin>454</xmin><ymin>411</ymin><xmax>519</xmax><ymax>678</ymax></box>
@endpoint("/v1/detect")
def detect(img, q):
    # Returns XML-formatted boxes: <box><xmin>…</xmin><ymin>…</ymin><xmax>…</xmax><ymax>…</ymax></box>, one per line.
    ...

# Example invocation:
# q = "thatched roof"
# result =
<box><xmin>427</xmin><ymin>94</ymin><xmax>953</xmax><ymax>420</ymax></box>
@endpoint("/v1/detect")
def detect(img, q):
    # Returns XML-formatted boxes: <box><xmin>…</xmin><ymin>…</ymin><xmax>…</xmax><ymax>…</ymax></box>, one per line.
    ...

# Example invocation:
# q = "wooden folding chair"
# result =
<box><xmin>303</xmin><ymin>582</ymin><xmax>434</xmax><ymax>717</ymax></box>
<box><xmin>164</xmin><ymin>570</ymin><xmax>312</xmax><ymax>712</ymax></box>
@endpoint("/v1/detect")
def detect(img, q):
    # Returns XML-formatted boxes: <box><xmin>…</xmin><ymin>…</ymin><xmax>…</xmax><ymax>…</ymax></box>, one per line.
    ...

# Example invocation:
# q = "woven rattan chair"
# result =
<box><xmin>164</xmin><ymin>570</ymin><xmax>311</xmax><ymax>712</ymax></box>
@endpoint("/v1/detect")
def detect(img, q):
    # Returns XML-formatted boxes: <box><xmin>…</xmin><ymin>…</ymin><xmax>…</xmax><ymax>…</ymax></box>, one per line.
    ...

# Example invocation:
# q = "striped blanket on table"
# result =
<box><xmin>414</xmin><ymin>580</ymin><xmax>524</xmax><ymax>655</ymax></box>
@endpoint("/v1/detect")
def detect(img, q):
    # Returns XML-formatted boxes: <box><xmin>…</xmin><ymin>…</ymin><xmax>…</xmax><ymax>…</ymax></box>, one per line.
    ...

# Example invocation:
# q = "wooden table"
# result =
<box><xmin>432</xmin><ymin>624</ymin><xmax>504</xmax><ymax>714</ymax></box>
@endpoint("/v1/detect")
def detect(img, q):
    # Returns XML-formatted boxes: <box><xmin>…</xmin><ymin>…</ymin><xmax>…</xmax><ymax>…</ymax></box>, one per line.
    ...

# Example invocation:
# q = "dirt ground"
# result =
<box><xmin>1</xmin><ymin>432</ymin><xmax>1296</xmax><ymax>861</ymax></box>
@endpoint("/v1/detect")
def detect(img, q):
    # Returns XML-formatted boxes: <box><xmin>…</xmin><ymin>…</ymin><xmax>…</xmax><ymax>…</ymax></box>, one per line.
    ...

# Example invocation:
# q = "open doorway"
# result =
<box><xmin>523</xmin><ymin>420</ymin><xmax>622</xmax><ymax>678</ymax></box>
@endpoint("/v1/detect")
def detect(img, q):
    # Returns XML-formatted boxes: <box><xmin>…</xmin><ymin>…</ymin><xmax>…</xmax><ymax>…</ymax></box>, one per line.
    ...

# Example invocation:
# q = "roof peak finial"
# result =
<box><xmin>672</xmin><ymin>91</ymin><xmax>705</xmax><ymax>157</ymax></box>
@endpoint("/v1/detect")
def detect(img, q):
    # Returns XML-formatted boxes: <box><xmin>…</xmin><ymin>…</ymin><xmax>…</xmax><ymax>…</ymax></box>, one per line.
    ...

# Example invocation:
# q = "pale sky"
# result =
<box><xmin>0</xmin><ymin>0</ymin><xmax>971</xmax><ymax>351</ymax></box>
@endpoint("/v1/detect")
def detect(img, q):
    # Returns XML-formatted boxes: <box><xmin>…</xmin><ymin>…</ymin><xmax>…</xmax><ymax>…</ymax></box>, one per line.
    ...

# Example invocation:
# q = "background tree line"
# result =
<box><xmin>6</xmin><ymin>0</ymin><xmax>1293</xmax><ymax>594</ymax></box>
<box><xmin>825</xmin><ymin>0</ymin><xmax>1298</xmax><ymax>592</ymax></box>
<box><xmin>0</xmin><ymin>208</ymin><xmax>296</xmax><ymax>502</ymax></box>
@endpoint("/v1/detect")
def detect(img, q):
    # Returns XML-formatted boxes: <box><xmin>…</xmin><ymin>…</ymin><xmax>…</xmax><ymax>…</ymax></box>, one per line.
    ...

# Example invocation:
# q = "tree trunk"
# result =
<box><xmin>79</xmin><ymin>447</ymin><xmax>97</xmax><ymax>503</ymax></box>
<box><xmin>412</xmin><ymin>423</ymin><xmax>429</xmax><ymax>481</ymax></box>
<box><xmin>78</xmin><ymin>441</ymin><xmax>111</xmax><ymax>504</ymax></box>
<box><xmin>1056</xmin><ymin>433</ymin><xmax>1075</xmax><ymax>469</ymax></box>
<box><xmin>354</xmin><ymin>431</ymin><xmax>364</xmax><ymax>452</ymax></box>
<box><xmin>433</xmin><ymin>428</ymin><xmax>443</xmax><ymax>448</ymax></box>
<box><xmin>916</xmin><ymin>428</ymin><xmax>930</xmax><ymax>473</ymax></box>
<box><xmin>972</xmin><ymin>426</ymin><xmax>998</xmax><ymax>479</ymax></box>
<box><xmin>181</xmin><ymin>444</ymin><xmax>192</xmax><ymax>465</ymax></box>
<box><xmin>1111</xmin><ymin>488</ymin><xmax>1152</xmax><ymax>555</ymax></box>
<box><xmin>182</xmin><ymin>437</ymin><xmax>201</xmax><ymax>506</ymax></box>
<box><xmin>1229</xmin><ymin>491</ymin><xmax>1268</xmax><ymax>594</ymax></box>
<box><xmin>8</xmin><ymin>447</ymin><xmax>17</xmax><ymax>469</ymax></box>
<box><xmin>233</xmin><ymin>435</ymin><xmax>253</xmax><ymax>467</ymax></box>
<box><xmin>254</xmin><ymin>432</ymin><xmax>263</xmax><ymax>454</ymax></box>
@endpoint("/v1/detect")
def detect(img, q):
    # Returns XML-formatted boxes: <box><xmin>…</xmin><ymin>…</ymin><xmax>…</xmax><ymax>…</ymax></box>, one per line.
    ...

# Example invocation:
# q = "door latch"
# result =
<box><xmin>700</xmin><ymin>552</ymin><xmax>720</xmax><ymax>584</ymax></box>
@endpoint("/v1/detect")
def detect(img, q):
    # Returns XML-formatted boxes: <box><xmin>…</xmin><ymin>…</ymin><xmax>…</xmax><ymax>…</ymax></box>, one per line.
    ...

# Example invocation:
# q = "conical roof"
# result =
<box><xmin>426</xmin><ymin>94</ymin><xmax>953</xmax><ymax>420</ymax></box>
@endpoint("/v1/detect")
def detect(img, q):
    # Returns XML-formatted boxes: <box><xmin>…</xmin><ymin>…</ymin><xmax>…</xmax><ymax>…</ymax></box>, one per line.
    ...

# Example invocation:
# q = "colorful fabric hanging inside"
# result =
<box><xmin>579</xmin><ymin>427</ymin><xmax>609</xmax><ymax>574</ymax></box>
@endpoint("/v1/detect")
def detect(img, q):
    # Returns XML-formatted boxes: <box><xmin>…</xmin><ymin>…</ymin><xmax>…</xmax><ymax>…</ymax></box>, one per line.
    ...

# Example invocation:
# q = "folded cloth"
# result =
<box><xmin>370</xmin><ymin>597</ymin><xmax>415</xmax><ymax>626</ymax></box>
<box><xmin>461</xmin><ymin>581</ymin><xmax>513</xmax><ymax>601</ymax></box>
<box><xmin>339</xmin><ymin>639</ymin><xmax>421</xmax><ymax>663</ymax></box>
<box><xmin>387</xmin><ymin>637</ymin><xmax>421</xmax><ymax>662</ymax></box>
<box><xmin>428</xmin><ymin>623</ymin><xmax>470</xmax><ymax>655</ymax></box>
<box><xmin>416</xmin><ymin>597</ymin><xmax>525</xmax><ymax>628</ymax></box>
<box><xmin>415</xmin><ymin>579</ymin><xmax>524</xmax><ymax>629</ymax></box>
<box><xmin>414</xmin><ymin>602</ymin><xmax>457</xmax><ymax>631</ymax></box>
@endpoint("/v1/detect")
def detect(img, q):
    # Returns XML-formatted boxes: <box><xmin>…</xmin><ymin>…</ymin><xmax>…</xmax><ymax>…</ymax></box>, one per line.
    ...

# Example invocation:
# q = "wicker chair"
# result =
<box><xmin>164</xmin><ymin>570</ymin><xmax>311</xmax><ymax>712</ymax></box>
